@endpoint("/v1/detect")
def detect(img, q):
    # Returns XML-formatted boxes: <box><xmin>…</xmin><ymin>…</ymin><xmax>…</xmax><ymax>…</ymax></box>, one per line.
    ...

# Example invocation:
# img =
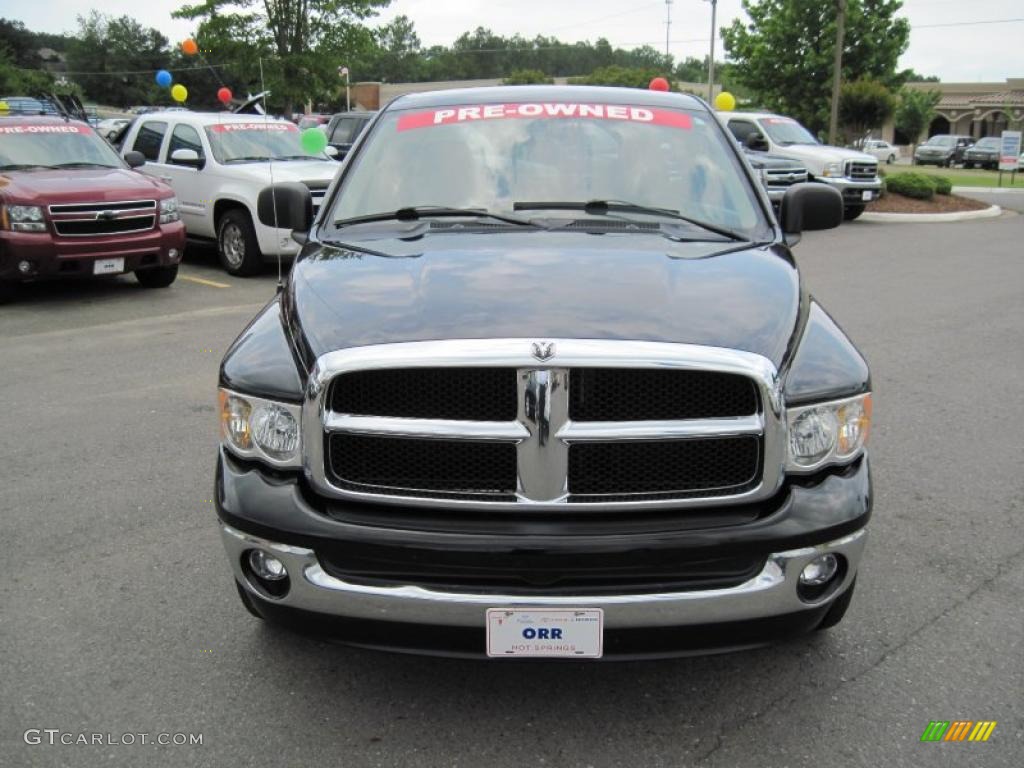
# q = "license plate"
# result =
<box><xmin>486</xmin><ymin>608</ymin><xmax>603</xmax><ymax>658</ymax></box>
<box><xmin>861</xmin><ymin>191</ymin><xmax>873</xmax><ymax>201</ymax></box>
<box><xmin>93</xmin><ymin>257</ymin><xmax>125</xmax><ymax>275</ymax></box>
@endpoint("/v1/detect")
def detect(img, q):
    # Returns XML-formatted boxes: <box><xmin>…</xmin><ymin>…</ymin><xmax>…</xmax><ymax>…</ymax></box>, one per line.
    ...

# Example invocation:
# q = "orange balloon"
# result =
<box><xmin>181</xmin><ymin>39</ymin><xmax>198</xmax><ymax>56</ymax></box>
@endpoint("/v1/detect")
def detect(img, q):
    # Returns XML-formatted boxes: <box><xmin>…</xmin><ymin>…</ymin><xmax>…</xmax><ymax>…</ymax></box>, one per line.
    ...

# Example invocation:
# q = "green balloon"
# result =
<box><xmin>300</xmin><ymin>128</ymin><xmax>328</xmax><ymax>155</ymax></box>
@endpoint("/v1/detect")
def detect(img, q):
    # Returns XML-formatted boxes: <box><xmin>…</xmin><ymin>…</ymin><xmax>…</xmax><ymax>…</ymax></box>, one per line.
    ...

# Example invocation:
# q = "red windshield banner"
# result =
<box><xmin>0</xmin><ymin>124</ymin><xmax>86</xmax><ymax>134</ymax></box>
<box><xmin>396</xmin><ymin>103</ymin><xmax>693</xmax><ymax>132</ymax></box>
<box><xmin>209</xmin><ymin>122</ymin><xmax>298</xmax><ymax>133</ymax></box>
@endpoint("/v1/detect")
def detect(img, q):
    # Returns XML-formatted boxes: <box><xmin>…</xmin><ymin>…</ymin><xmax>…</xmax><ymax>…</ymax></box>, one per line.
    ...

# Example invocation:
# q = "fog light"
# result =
<box><xmin>168</xmin><ymin>248</ymin><xmax>179</xmax><ymax>260</ymax></box>
<box><xmin>248</xmin><ymin>550</ymin><xmax>287</xmax><ymax>581</ymax></box>
<box><xmin>800</xmin><ymin>554</ymin><xmax>839</xmax><ymax>586</ymax></box>
<box><xmin>18</xmin><ymin>260</ymin><xmax>32</xmax><ymax>274</ymax></box>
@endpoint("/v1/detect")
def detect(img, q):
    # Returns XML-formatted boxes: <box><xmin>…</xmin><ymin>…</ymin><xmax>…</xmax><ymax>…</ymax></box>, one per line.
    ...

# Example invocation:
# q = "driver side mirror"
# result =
<box><xmin>257</xmin><ymin>182</ymin><xmax>313</xmax><ymax>243</ymax></box>
<box><xmin>169</xmin><ymin>148</ymin><xmax>204</xmax><ymax>169</ymax></box>
<box><xmin>744</xmin><ymin>132</ymin><xmax>769</xmax><ymax>152</ymax></box>
<box><xmin>124</xmin><ymin>150</ymin><xmax>146</xmax><ymax>168</ymax></box>
<box><xmin>779</xmin><ymin>183</ymin><xmax>844</xmax><ymax>245</ymax></box>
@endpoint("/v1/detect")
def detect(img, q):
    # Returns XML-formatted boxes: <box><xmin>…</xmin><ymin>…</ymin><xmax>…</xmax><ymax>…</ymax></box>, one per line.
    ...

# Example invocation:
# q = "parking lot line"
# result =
<box><xmin>180</xmin><ymin>273</ymin><xmax>232</xmax><ymax>289</ymax></box>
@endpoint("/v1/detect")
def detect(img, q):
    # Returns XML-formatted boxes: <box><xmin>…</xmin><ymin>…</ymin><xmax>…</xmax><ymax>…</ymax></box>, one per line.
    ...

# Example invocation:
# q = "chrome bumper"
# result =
<box><xmin>222</xmin><ymin>525</ymin><xmax>866</xmax><ymax>629</ymax></box>
<box><xmin>818</xmin><ymin>177</ymin><xmax>882</xmax><ymax>191</ymax></box>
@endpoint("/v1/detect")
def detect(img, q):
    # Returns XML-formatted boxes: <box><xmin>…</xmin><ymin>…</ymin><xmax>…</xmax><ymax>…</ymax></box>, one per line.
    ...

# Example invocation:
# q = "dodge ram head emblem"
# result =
<box><xmin>531</xmin><ymin>341</ymin><xmax>555</xmax><ymax>361</ymax></box>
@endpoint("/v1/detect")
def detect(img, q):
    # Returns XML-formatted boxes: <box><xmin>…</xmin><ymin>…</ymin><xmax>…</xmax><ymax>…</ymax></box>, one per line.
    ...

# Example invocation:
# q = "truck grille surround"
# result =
<box><xmin>305</xmin><ymin>339</ymin><xmax>786</xmax><ymax>511</ymax></box>
<box><xmin>845</xmin><ymin>161</ymin><xmax>878</xmax><ymax>181</ymax></box>
<box><xmin>48</xmin><ymin>200</ymin><xmax>157</xmax><ymax>237</ymax></box>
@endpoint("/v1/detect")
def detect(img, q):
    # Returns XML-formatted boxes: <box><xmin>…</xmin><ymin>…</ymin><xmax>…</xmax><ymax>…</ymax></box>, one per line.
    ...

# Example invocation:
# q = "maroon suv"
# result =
<box><xmin>0</xmin><ymin>116</ymin><xmax>186</xmax><ymax>302</ymax></box>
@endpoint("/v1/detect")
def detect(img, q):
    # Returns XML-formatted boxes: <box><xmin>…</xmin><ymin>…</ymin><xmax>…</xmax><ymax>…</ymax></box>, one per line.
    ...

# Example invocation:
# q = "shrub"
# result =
<box><xmin>884</xmin><ymin>172</ymin><xmax>936</xmax><ymax>200</ymax></box>
<box><xmin>931</xmin><ymin>175</ymin><xmax>952</xmax><ymax>195</ymax></box>
<box><xmin>503</xmin><ymin>69</ymin><xmax>554</xmax><ymax>86</ymax></box>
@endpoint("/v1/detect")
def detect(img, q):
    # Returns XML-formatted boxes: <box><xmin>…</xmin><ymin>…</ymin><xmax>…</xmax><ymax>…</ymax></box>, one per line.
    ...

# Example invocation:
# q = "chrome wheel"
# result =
<box><xmin>221</xmin><ymin>222</ymin><xmax>245</xmax><ymax>269</ymax></box>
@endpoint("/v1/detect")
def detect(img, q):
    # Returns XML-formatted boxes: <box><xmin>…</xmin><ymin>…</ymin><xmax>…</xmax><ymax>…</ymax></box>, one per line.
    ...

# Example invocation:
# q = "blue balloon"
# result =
<box><xmin>155</xmin><ymin>70</ymin><xmax>172</xmax><ymax>88</ymax></box>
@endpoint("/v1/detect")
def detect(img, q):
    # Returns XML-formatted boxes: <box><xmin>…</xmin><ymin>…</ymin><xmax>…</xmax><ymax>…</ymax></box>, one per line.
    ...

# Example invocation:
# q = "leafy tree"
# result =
<box><xmin>174</xmin><ymin>0</ymin><xmax>389</xmax><ymax>116</ymax></box>
<box><xmin>0</xmin><ymin>46</ymin><xmax>53</xmax><ymax>94</ymax></box>
<box><xmin>569</xmin><ymin>66</ymin><xmax>674</xmax><ymax>90</ymax></box>
<box><xmin>503</xmin><ymin>69</ymin><xmax>553</xmax><ymax>85</ymax></box>
<box><xmin>65</xmin><ymin>13</ymin><xmax>169</xmax><ymax>107</ymax></box>
<box><xmin>0</xmin><ymin>18</ymin><xmax>43</xmax><ymax>69</ymax></box>
<box><xmin>839</xmin><ymin>78</ymin><xmax>896</xmax><ymax>141</ymax></box>
<box><xmin>894</xmin><ymin>88</ymin><xmax>940</xmax><ymax>150</ymax></box>
<box><xmin>721</xmin><ymin>0</ymin><xmax>910</xmax><ymax>134</ymax></box>
<box><xmin>899</xmin><ymin>68</ymin><xmax>939</xmax><ymax>83</ymax></box>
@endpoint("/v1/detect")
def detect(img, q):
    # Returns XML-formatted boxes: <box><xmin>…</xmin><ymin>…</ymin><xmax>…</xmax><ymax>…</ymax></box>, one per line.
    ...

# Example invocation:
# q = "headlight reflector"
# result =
<box><xmin>787</xmin><ymin>393</ymin><xmax>871</xmax><ymax>471</ymax></box>
<box><xmin>159</xmin><ymin>197</ymin><xmax>179</xmax><ymax>224</ymax></box>
<box><xmin>821</xmin><ymin>161</ymin><xmax>843</xmax><ymax>178</ymax></box>
<box><xmin>218</xmin><ymin>389</ymin><xmax>302</xmax><ymax>466</ymax></box>
<box><xmin>5</xmin><ymin>204</ymin><xmax>46</xmax><ymax>231</ymax></box>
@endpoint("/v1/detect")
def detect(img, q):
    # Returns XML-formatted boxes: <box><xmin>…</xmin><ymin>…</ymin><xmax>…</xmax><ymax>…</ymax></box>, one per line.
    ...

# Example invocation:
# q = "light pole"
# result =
<box><xmin>339</xmin><ymin>66</ymin><xmax>350</xmax><ymax>112</ymax></box>
<box><xmin>665</xmin><ymin>0</ymin><xmax>673</xmax><ymax>58</ymax></box>
<box><xmin>706</xmin><ymin>0</ymin><xmax>718</xmax><ymax>103</ymax></box>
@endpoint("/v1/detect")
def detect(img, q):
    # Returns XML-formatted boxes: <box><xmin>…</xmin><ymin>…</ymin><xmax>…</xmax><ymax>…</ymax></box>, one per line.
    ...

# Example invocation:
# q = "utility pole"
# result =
<box><xmin>665</xmin><ymin>0</ymin><xmax>673</xmax><ymax>57</ymax></box>
<box><xmin>707</xmin><ymin>0</ymin><xmax>718</xmax><ymax>102</ymax></box>
<box><xmin>828</xmin><ymin>0</ymin><xmax>846</xmax><ymax>145</ymax></box>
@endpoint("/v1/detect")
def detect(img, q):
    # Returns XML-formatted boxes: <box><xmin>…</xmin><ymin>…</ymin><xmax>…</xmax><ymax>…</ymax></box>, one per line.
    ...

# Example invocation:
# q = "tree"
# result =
<box><xmin>839</xmin><ymin>78</ymin><xmax>896</xmax><ymax>141</ymax></box>
<box><xmin>894</xmin><ymin>88</ymin><xmax>940</xmax><ymax>150</ymax></box>
<box><xmin>503</xmin><ymin>69</ymin><xmax>553</xmax><ymax>85</ymax></box>
<box><xmin>569</xmin><ymin>66</ymin><xmax>674</xmax><ymax>90</ymax></box>
<box><xmin>174</xmin><ymin>0</ymin><xmax>390</xmax><ymax>115</ymax></box>
<box><xmin>721</xmin><ymin>0</ymin><xmax>910</xmax><ymax>134</ymax></box>
<box><xmin>0</xmin><ymin>46</ymin><xmax>53</xmax><ymax>94</ymax></box>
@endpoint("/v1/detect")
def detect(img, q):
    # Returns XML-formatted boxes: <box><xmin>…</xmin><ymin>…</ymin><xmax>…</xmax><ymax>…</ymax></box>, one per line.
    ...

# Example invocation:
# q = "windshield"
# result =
<box><xmin>973</xmin><ymin>138</ymin><xmax>999</xmax><ymax>149</ymax></box>
<box><xmin>330</xmin><ymin>116</ymin><xmax>371</xmax><ymax>144</ymax></box>
<box><xmin>758</xmin><ymin>117</ymin><xmax>818</xmax><ymax>145</ymax></box>
<box><xmin>0</xmin><ymin>123</ymin><xmax>123</xmax><ymax>169</ymax></box>
<box><xmin>329</xmin><ymin>101</ymin><xmax>767</xmax><ymax>238</ymax></box>
<box><xmin>926</xmin><ymin>136</ymin><xmax>955</xmax><ymax>147</ymax></box>
<box><xmin>203</xmin><ymin>121</ymin><xmax>330</xmax><ymax>163</ymax></box>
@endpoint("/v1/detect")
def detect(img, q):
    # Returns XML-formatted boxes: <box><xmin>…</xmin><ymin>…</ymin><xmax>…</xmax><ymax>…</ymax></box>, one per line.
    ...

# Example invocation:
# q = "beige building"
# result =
<box><xmin>888</xmin><ymin>78</ymin><xmax>1024</xmax><ymax>143</ymax></box>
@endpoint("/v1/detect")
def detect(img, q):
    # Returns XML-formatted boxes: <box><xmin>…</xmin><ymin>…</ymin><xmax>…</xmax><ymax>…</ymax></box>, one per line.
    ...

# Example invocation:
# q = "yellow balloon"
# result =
<box><xmin>171</xmin><ymin>84</ymin><xmax>188</xmax><ymax>103</ymax></box>
<box><xmin>714</xmin><ymin>91</ymin><xmax>736</xmax><ymax>111</ymax></box>
<box><xmin>0</xmin><ymin>100</ymin><xmax>9</xmax><ymax>113</ymax></box>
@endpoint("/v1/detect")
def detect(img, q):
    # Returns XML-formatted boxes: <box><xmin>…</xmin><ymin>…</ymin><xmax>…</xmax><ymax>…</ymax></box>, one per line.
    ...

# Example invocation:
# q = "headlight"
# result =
<box><xmin>821</xmin><ymin>162</ymin><xmax>843</xmax><ymax>178</ymax></box>
<box><xmin>786</xmin><ymin>393</ymin><xmax>871</xmax><ymax>472</ymax></box>
<box><xmin>4</xmin><ymin>204</ymin><xmax>46</xmax><ymax>232</ymax></box>
<box><xmin>159</xmin><ymin>197</ymin><xmax>179</xmax><ymax>224</ymax></box>
<box><xmin>218</xmin><ymin>389</ymin><xmax>302</xmax><ymax>467</ymax></box>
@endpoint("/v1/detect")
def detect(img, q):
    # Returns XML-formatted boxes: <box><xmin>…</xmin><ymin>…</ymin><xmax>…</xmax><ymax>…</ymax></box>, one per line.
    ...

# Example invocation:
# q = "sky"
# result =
<box><xmin>7</xmin><ymin>0</ymin><xmax>1023</xmax><ymax>83</ymax></box>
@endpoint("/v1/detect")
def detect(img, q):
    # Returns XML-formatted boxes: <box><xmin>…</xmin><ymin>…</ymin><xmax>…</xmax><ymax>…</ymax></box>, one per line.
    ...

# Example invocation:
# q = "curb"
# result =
<box><xmin>951</xmin><ymin>186</ymin><xmax>1024</xmax><ymax>194</ymax></box>
<box><xmin>860</xmin><ymin>205</ymin><xmax>1002</xmax><ymax>223</ymax></box>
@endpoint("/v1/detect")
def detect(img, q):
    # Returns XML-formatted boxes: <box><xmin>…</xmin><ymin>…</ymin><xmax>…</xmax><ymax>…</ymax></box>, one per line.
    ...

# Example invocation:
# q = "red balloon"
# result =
<box><xmin>649</xmin><ymin>77</ymin><xmax>670</xmax><ymax>92</ymax></box>
<box><xmin>217</xmin><ymin>87</ymin><xmax>233</xmax><ymax>104</ymax></box>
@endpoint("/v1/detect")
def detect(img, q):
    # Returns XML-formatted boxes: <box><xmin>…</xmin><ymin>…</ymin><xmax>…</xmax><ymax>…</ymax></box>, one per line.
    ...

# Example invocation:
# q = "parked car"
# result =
<box><xmin>743</xmin><ymin>148</ymin><xmax>809</xmax><ymax>206</ymax></box>
<box><xmin>859</xmin><ymin>138</ymin><xmax>899</xmax><ymax>165</ymax></box>
<box><xmin>323</xmin><ymin>111</ymin><xmax>377</xmax><ymax>160</ymax></box>
<box><xmin>297</xmin><ymin>114</ymin><xmax>330</xmax><ymax>131</ymax></box>
<box><xmin>0</xmin><ymin>115</ymin><xmax>185</xmax><ymax>302</ymax></box>
<box><xmin>216</xmin><ymin>86</ymin><xmax>872</xmax><ymax>660</ymax></box>
<box><xmin>97</xmin><ymin>118</ymin><xmax>130</xmax><ymax>140</ymax></box>
<box><xmin>913</xmin><ymin>134</ymin><xmax>974</xmax><ymax>167</ymax></box>
<box><xmin>963</xmin><ymin>136</ymin><xmax>1000</xmax><ymax>170</ymax></box>
<box><xmin>119</xmin><ymin>112</ymin><xmax>338</xmax><ymax>275</ymax></box>
<box><xmin>0</xmin><ymin>95</ymin><xmax>59</xmax><ymax>116</ymax></box>
<box><xmin>724</xmin><ymin>112</ymin><xmax>881</xmax><ymax>220</ymax></box>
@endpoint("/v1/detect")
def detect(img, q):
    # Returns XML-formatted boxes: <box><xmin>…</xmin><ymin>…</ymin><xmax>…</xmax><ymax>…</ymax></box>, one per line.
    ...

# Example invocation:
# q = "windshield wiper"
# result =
<box><xmin>0</xmin><ymin>163</ymin><xmax>57</xmax><ymax>171</ymax></box>
<box><xmin>512</xmin><ymin>199</ymin><xmax>748</xmax><ymax>242</ymax></box>
<box><xmin>273</xmin><ymin>154</ymin><xmax>327</xmax><ymax>161</ymax></box>
<box><xmin>223</xmin><ymin>156</ymin><xmax>272</xmax><ymax>164</ymax></box>
<box><xmin>335</xmin><ymin>206</ymin><xmax>542</xmax><ymax>228</ymax></box>
<box><xmin>51</xmin><ymin>162</ymin><xmax>118</xmax><ymax>169</ymax></box>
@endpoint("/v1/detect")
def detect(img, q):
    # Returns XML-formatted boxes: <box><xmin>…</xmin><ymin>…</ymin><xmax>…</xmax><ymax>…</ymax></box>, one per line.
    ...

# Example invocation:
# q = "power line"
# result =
<box><xmin>912</xmin><ymin>17</ymin><xmax>1024</xmax><ymax>28</ymax></box>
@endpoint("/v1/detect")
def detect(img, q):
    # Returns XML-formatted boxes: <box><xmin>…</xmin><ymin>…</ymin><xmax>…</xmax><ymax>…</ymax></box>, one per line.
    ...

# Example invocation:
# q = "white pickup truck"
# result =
<box><xmin>724</xmin><ymin>112</ymin><xmax>882</xmax><ymax>221</ymax></box>
<box><xmin>119</xmin><ymin>112</ymin><xmax>338</xmax><ymax>274</ymax></box>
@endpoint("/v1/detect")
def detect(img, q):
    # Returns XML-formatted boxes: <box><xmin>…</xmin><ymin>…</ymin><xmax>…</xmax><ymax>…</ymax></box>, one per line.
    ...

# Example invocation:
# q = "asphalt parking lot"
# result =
<box><xmin>2</xmin><ymin>214</ymin><xmax>1022</xmax><ymax>768</ymax></box>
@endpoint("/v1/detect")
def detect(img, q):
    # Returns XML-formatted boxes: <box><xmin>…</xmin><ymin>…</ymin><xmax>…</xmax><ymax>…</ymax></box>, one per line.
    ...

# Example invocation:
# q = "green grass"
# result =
<box><xmin>893</xmin><ymin>164</ymin><xmax>1024</xmax><ymax>188</ymax></box>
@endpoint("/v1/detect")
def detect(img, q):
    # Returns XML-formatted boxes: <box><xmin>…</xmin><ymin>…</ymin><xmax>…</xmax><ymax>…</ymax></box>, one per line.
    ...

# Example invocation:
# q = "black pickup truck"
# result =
<box><xmin>215</xmin><ymin>86</ymin><xmax>872</xmax><ymax>659</ymax></box>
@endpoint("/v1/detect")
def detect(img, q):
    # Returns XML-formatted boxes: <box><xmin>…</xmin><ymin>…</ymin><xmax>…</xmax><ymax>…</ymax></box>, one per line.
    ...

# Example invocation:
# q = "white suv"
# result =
<box><xmin>724</xmin><ymin>112</ymin><xmax>882</xmax><ymax>221</ymax></box>
<box><xmin>120</xmin><ymin>112</ymin><xmax>338</xmax><ymax>275</ymax></box>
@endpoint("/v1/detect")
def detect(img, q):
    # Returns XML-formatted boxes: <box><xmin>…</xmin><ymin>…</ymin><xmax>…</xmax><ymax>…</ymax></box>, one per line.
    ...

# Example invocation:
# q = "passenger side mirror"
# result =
<box><xmin>324</xmin><ymin>145</ymin><xmax>339</xmax><ymax>158</ymax></box>
<box><xmin>124</xmin><ymin>150</ymin><xmax>146</xmax><ymax>168</ymax></box>
<box><xmin>744</xmin><ymin>132</ymin><xmax>769</xmax><ymax>152</ymax></box>
<box><xmin>779</xmin><ymin>183</ymin><xmax>844</xmax><ymax>245</ymax></box>
<box><xmin>257</xmin><ymin>183</ymin><xmax>313</xmax><ymax>241</ymax></box>
<box><xmin>170</xmin><ymin>148</ymin><xmax>204</xmax><ymax>169</ymax></box>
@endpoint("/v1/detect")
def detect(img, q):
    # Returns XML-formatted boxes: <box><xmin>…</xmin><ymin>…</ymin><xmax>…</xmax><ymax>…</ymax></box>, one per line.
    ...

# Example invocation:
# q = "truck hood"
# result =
<box><xmin>220</xmin><ymin>159</ymin><xmax>337</xmax><ymax>185</ymax></box>
<box><xmin>287</xmin><ymin>231</ymin><xmax>801</xmax><ymax>367</ymax></box>
<box><xmin>0</xmin><ymin>167</ymin><xmax>171</xmax><ymax>204</ymax></box>
<box><xmin>774</xmin><ymin>144</ymin><xmax>876</xmax><ymax>167</ymax></box>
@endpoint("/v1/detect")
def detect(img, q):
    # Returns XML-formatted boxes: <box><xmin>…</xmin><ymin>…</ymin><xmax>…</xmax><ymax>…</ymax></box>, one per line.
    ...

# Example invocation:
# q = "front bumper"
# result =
<box><xmin>0</xmin><ymin>222</ymin><xmax>185</xmax><ymax>282</ymax></box>
<box><xmin>814</xmin><ymin>177</ymin><xmax>883</xmax><ymax>206</ymax></box>
<box><xmin>216</xmin><ymin>449</ymin><xmax>871</xmax><ymax>657</ymax></box>
<box><xmin>914</xmin><ymin>153</ymin><xmax>952</xmax><ymax>166</ymax></box>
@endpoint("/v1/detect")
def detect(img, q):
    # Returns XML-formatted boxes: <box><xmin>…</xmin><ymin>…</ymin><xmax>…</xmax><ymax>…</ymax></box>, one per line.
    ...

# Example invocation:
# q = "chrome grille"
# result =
<box><xmin>763</xmin><ymin>168</ymin><xmax>808</xmax><ymax>187</ymax></box>
<box><xmin>48</xmin><ymin>200</ymin><xmax>156</xmax><ymax>237</ymax></box>
<box><xmin>304</xmin><ymin>339</ymin><xmax>785</xmax><ymax>510</ymax></box>
<box><xmin>845</xmin><ymin>161</ymin><xmax>878</xmax><ymax>181</ymax></box>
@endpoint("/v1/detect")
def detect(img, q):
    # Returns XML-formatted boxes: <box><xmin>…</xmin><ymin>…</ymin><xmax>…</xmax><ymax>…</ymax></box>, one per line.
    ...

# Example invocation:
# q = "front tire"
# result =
<box><xmin>135</xmin><ymin>264</ymin><xmax>178</xmax><ymax>288</ymax></box>
<box><xmin>843</xmin><ymin>205</ymin><xmax>865</xmax><ymax>221</ymax></box>
<box><xmin>235</xmin><ymin>581</ymin><xmax>264</xmax><ymax>619</ymax></box>
<box><xmin>886</xmin><ymin>154</ymin><xmax>895</xmax><ymax>165</ymax></box>
<box><xmin>0</xmin><ymin>280</ymin><xmax>15</xmax><ymax>304</ymax></box>
<box><xmin>217</xmin><ymin>208</ymin><xmax>263</xmax><ymax>277</ymax></box>
<box><xmin>964</xmin><ymin>161</ymin><xmax>974</xmax><ymax>169</ymax></box>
